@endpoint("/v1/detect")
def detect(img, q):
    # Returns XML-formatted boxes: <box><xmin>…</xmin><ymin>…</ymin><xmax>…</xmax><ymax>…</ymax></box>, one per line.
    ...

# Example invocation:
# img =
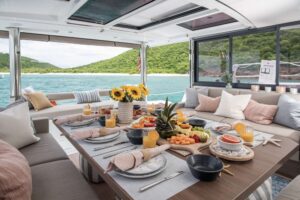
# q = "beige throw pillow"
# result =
<box><xmin>214</xmin><ymin>91</ymin><xmax>251</xmax><ymax>120</ymax></box>
<box><xmin>244</xmin><ymin>100</ymin><xmax>278</xmax><ymax>125</ymax></box>
<box><xmin>0</xmin><ymin>103</ymin><xmax>39</xmax><ymax>149</ymax></box>
<box><xmin>195</xmin><ymin>94</ymin><xmax>221</xmax><ymax>112</ymax></box>
<box><xmin>0</xmin><ymin>139</ymin><xmax>32</xmax><ymax>200</ymax></box>
<box><xmin>25</xmin><ymin>92</ymin><xmax>53</xmax><ymax>111</ymax></box>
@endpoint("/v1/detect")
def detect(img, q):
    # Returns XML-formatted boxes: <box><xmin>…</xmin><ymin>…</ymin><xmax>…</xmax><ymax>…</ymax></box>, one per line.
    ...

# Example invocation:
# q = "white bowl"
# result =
<box><xmin>217</xmin><ymin>135</ymin><xmax>243</xmax><ymax>151</ymax></box>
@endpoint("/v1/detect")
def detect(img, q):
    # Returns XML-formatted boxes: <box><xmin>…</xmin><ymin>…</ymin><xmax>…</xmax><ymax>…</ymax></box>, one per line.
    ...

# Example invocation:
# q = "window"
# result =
<box><xmin>0</xmin><ymin>38</ymin><xmax>9</xmax><ymax>107</ymax></box>
<box><xmin>232</xmin><ymin>32</ymin><xmax>276</xmax><ymax>84</ymax></box>
<box><xmin>279</xmin><ymin>25</ymin><xmax>300</xmax><ymax>84</ymax></box>
<box><xmin>197</xmin><ymin>38</ymin><xmax>229</xmax><ymax>82</ymax></box>
<box><xmin>70</xmin><ymin>0</ymin><xmax>154</xmax><ymax>25</ymax></box>
<box><xmin>178</xmin><ymin>13</ymin><xmax>237</xmax><ymax>31</ymax></box>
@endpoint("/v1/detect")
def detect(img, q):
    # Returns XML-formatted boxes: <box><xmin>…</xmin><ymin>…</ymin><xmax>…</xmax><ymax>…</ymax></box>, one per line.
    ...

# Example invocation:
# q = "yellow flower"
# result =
<box><xmin>110</xmin><ymin>88</ymin><xmax>125</xmax><ymax>101</ymax></box>
<box><xmin>138</xmin><ymin>83</ymin><xmax>149</xmax><ymax>96</ymax></box>
<box><xmin>128</xmin><ymin>86</ymin><xmax>142</xmax><ymax>100</ymax></box>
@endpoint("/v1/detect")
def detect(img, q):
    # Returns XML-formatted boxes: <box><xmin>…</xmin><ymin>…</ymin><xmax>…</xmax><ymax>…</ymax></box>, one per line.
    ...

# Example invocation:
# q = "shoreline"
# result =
<box><xmin>0</xmin><ymin>72</ymin><xmax>189</xmax><ymax>76</ymax></box>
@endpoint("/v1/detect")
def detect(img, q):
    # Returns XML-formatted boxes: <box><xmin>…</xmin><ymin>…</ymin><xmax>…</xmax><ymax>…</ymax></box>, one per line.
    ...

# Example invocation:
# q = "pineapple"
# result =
<box><xmin>155</xmin><ymin>98</ymin><xmax>178</xmax><ymax>139</ymax></box>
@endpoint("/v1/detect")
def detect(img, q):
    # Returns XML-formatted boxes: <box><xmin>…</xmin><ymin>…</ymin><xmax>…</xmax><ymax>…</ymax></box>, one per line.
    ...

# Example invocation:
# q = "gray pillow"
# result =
<box><xmin>274</xmin><ymin>95</ymin><xmax>300</xmax><ymax>130</ymax></box>
<box><xmin>185</xmin><ymin>87</ymin><xmax>209</xmax><ymax>108</ymax></box>
<box><xmin>74</xmin><ymin>90</ymin><xmax>101</xmax><ymax>104</ymax></box>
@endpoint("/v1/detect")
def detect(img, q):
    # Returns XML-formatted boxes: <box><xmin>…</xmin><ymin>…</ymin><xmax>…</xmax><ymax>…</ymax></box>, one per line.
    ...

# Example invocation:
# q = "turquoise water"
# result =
<box><xmin>0</xmin><ymin>74</ymin><xmax>189</xmax><ymax>107</ymax></box>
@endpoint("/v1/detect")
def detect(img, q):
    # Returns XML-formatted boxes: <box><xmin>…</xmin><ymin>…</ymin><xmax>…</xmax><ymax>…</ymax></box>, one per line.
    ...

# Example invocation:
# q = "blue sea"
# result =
<box><xmin>0</xmin><ymin>74</ymin><xmax>189</xmax><ymax>107</ymax></box>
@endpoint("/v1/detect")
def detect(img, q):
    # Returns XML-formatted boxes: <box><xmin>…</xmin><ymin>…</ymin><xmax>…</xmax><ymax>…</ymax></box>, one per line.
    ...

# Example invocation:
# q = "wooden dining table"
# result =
<box><xmin>55</xmin><ymin>122</ymin><xmax>298</xmax><ymax>200</ymax></box>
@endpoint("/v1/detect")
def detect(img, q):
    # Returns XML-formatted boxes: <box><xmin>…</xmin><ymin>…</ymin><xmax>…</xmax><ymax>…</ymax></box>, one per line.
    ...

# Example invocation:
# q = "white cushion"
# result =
<box><xmin>0</xmin><ymin>103</ymin><xmax>39</xmax><ymax>149</ymax></box>
<box><xmin>214</xmin><ymin>91</ymin><xmax>251</xmax><ymax>120</ymax></box>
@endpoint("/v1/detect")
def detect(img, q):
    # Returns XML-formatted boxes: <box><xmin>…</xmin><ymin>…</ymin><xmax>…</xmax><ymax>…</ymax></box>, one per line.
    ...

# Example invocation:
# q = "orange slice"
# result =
<box><xmin>232</xmin><ymin>121</ymin><xmax>246</xmax><ymax>135</ymax></box>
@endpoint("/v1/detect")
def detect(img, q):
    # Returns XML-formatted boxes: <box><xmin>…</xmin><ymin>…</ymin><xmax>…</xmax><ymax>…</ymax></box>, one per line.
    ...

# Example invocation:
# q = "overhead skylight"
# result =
<box><xmin>116</xmin><ymin>5</ymin><xmax>207</xmax><ymax>30</ymax></box>
<box><xmin>69</xmin><ymin>0</ymin><xmax>154</xmax><ymax>25</ymax></box>
<box><xmin>178</xmin><ymin>13</ymin><xmax>237</xmax><ymax>31</ymax></box>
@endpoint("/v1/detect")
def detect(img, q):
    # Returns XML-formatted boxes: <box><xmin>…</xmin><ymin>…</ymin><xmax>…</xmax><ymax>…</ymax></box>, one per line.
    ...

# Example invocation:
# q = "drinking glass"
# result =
<box><xmin>143</xmin><ymin>135</ymin><xmax>156</xmax><ymax>148</ymax></box>
<box><xmin>241</xmin><ymin>126</ymin><xmax>254</xmax><ymax>142</ymax></box>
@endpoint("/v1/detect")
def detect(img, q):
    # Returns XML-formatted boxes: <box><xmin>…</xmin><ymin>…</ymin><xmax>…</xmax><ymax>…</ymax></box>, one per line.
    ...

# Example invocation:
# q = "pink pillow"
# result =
<box><xmin>195</xmin><ymin>94</ymin><xmax>221</xmax><ymax>112</ymax></box>
<box><xmin>0</xmin><ymin>140</ymin><xmax>32</xmax><ymax>200</ymax></box>
<box><xmin>244</xmin><ymin>100</ymin><xmax>278</xmax><ymax>125</ymax></box>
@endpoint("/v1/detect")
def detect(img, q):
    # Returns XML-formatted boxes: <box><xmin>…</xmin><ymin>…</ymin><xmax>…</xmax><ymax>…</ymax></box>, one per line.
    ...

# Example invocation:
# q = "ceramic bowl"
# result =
<box><xmin>217</xmin><ymin>135</ymin><xmax>243</xmax><ymax>151</ymax></box>
<box><xmin>188</xmin><ymin>119</ymin><xmax>206</xmax><ymax>128</ymax></box>
<box><xmin>126</xmin><ymin>129</ymin><xmax>143</xmax><ymax>145</ymax></box>
<box><xmin>98</xmin><ymin>116</ymin><xmax>106</xmax><ymax>126</ymax></box>
<box><xmin>186</xmin><ymin>154</ymin><xmax>223</xmax><ymax>181</ymax></box>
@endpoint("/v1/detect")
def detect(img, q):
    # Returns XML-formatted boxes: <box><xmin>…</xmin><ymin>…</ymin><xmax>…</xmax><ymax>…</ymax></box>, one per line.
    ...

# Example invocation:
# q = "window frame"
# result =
<box><xmin>193</xmin><ymin>20</ymin><xmax>300</xmax><ymax>91</ymax></box>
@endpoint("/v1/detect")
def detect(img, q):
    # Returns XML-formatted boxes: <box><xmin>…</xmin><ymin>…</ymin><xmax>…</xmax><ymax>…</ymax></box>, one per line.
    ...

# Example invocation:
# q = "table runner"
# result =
<box><xmin>62</xmin><ymin>123</ymin><xmax>199</xmax><ymax>200</ymax></box>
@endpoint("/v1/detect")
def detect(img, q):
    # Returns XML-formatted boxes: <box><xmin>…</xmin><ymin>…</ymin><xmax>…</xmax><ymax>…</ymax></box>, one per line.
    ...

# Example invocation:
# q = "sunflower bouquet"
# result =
<box><xmin>110</xmin><ymin>83</ymin><xmax>149</xmax><ymax>102</ymax></box>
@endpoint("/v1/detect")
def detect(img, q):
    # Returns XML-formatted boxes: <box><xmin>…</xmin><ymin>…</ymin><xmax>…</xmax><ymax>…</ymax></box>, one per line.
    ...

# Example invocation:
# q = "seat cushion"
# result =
<box><xmin>30</xmin><ymin>100</ymin><xmax>116</xmax><ymax>119</ymax></box>
<box><xmin>19</xmin><ymin>133</ymin><xmax>68</xmax><ymax>166</ymax></box>
<box><xmin>31</xmin><ymin>160</ymin><xmax>99</xmax><ymax>200</ymax></box>
<box><xmin>277</xmin><ymin>175</ymin><xmax>300</xmax><ymax>200</ymax></box>
<box><xmin>222</xmin><ymin>118</ymin><xmax>300</xmax><ymax>143</ymax></box>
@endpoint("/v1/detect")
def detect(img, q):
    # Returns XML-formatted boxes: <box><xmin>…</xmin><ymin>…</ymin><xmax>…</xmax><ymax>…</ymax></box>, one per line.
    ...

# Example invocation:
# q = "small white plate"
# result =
<box><xmin>84</xmin><ymin>132</ymin><xmax>120</xmax><ymax>144</ymax></box>
<box><xmin>65</xmin><ymin>118</ymin><xmax>95</xmax><ymax>127</ymax></box>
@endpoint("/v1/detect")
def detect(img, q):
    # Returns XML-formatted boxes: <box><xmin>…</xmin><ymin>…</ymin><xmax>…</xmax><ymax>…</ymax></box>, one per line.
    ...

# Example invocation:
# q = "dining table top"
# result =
<box><xmin>55</xmin><ymin>121</ymin><xmax>299</xmax><ymax>200</ymax></box>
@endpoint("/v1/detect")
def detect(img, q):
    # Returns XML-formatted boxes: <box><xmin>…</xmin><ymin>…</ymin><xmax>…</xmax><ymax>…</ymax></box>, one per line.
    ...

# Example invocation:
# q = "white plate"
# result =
<box><xmin>115</xmin><ymin>154</ymin><xmax>167</xmax><ymax>178</ymax></box>
<box><xmin>126</xmin><ymin>154</ymin><xmax>167</xmax><ymax>175</ymax></box>
<box><xmin>65</xmin><ymin>118</ymin><xmax>95</xmax><ymax>127</ymax></box>
<box><xmin>128</xmin><ymin>116</ymin><xmax>156</xmax><ymax>131</ymax></box>
<box><xmin>84</xmin><ymin>132</ymin><xmax>120</xmax><ymax>144</ymax></box>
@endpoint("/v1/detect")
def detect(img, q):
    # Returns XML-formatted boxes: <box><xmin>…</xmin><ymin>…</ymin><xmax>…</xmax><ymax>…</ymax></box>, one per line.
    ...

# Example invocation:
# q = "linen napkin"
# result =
<box><xmin>54</xmin><ymin>114</ymin><xmax>100</xmax><ymax>125</ymax></box>
<box><xmin>71</xmin><ymin>126</ymin><xmax>126</xmax><ymax>140</ymax></box>
<box><xmin>105</xmin><ymin>144</ymin><xmax>170</xmax><ymax>173</ymax></box>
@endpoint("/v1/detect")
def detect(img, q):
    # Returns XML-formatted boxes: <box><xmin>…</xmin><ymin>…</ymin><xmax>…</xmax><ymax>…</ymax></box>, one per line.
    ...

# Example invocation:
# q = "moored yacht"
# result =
<box><xmin>0</xmin><ymin>1</ymin><xmax>299</xmax><ymax>200</ymax></box>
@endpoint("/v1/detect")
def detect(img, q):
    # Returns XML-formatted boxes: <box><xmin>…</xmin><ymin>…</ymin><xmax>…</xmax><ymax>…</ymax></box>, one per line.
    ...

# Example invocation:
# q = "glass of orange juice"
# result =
<box><xmin>143</xmin><ymin>135</ymin><xmax>156</xmax><ymax>148</ymax></box>
<box><xmin>241</xmin><ymin>126</ymin><xmax>254</xmax><ymax>142</ymax></box>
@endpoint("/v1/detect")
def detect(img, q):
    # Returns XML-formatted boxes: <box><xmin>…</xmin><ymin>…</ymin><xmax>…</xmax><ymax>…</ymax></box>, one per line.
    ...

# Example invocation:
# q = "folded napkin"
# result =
<box><xmin>71</xmin><ymin>126</ymin><xmax>126</xmax><ymax>140</ymax></box>
<box><xmin>54</xmin><ymin>114</ymin><xmax>100</xmax><ymax>125</ymax></box>
<box><xmin>105</xmin><ymin>144</ymin><xmax>170</xmax><ymax>173</ymax></box>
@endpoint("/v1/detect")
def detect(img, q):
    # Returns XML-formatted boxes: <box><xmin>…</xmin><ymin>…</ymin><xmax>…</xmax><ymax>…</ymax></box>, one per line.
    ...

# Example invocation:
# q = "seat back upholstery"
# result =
<box><xmin>193</xmin><ymin>86</ymin><xmax>300</xmax><ymax>105</ymax></box>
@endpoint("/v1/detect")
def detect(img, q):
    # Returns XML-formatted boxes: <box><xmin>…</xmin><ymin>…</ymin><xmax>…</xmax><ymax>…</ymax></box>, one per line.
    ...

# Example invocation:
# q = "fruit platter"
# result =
<box><xmin>128</xmin><ymin>115</ymin><xmax>157</xmax><ymax>130</ymax></box>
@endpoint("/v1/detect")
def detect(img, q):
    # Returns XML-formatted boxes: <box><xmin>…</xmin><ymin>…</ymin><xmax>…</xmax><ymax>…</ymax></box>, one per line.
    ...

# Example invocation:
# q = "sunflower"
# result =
<box><xmin>138</xmin><ymin>83</ymin><xmax>149</xmax><ymax>96</ymax></box>
<box><xmin>128</xmin><ymin>86</ymin><xmax>142</xmax><ymax>100</ymax></box>
<box><xmin>121</xmin><ymin>85</ymin><xmax>130</xmax><ymax>91</ymax></box>
<box><xmin>110</xmin><ymin>88</ymin><xmax>125</xmax><ymax>101</ymax></box>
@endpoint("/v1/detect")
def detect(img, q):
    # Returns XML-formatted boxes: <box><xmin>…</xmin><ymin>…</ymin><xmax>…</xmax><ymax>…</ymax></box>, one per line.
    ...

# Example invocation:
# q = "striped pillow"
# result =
<box><xmin>246</xmin><ymin>177</ymin><xmax>273</xmax><ymax>200</ymax></box>
<box><xmin>73</xmin><ymin>90</ymin><xmax>101</xmax><ymax>104</ymax></box>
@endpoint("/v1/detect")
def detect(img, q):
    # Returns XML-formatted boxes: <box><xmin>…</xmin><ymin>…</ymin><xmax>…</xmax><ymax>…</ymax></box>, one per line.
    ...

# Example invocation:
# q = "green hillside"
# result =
<box><xmin>0</xmin><ymin>42</ymin><xmax>190</xmax><ymax>74</ymax></box>
<box><xmin>0</xmin><ymin>52</ymin><xmax>59</xmax><ymax>73</ymax></box>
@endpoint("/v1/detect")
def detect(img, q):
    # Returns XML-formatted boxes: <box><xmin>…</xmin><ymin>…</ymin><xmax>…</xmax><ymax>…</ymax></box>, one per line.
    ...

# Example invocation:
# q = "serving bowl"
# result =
<box><xmin>126</xmin><ymin>129</ymin><xmax>144</xmax><ymax>145</ymax></box>
<box><xmin>217</xmin><ymin>135</ymin><xmax>243</xmax><ymax>151</ymax></box>
<box><xmin>186</xmin><ymin>154</ymin><xmax>223</xmax><ymax>181</ymax></box>
<box><xmin>188</xmin><ymin>119</ymin><xmax>206</xmax><ymax>128</ymax></box>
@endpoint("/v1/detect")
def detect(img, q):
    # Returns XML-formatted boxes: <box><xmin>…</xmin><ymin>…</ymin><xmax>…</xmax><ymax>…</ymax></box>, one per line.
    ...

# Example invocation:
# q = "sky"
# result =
<box><xmin>0</xmin><ymin>39</ymin><xmax>130</xmax><ymax>68</ymax></box>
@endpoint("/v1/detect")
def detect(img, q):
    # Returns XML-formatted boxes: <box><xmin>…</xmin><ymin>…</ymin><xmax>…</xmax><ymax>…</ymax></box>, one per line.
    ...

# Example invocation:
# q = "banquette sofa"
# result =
<box><xmin>178</xmin><ymin>86</ymin><xmax>300</xmax><ymax>160</ymax></box>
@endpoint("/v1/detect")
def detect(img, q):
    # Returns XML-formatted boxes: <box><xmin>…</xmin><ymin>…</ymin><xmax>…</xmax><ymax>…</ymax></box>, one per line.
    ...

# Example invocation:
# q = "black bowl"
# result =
<box><xmin>188</xmin><ymin>119</ymin><xmax>206</xmax><ymax>128</ymax></box>
<box><xmin>126</xmin><ymin>129</ymin><xmax>143</xmax><ymax>145</ymax></box>
<box><xmin>186</xmin><ymin>154</ymin><xmax>223</xmax><ymax>182</ymax></box>
<box><xmin>133</xmin><ymin>105</ymin><xmax>141</xmax><ymax>110</ymax></box>
<box><xmin>98</xmin><ymin>116</ymin><xmax>106</xmax><ymax>126</ymax></box>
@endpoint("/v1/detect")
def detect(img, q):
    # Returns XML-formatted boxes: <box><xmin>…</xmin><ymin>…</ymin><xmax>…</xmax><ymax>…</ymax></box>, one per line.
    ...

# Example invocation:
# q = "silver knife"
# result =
<box><xmin>139</xmin><ymin>171</ymin><xmax>185</xmax><ymax>192</ymax></box>
<box><xmin>93</xmin><ymin>141</ymin><xmax>129</xmax><ymax>151</ymax></box>
<box><xmin>92</xmin><ymin>144</ymin><xmax>135</xmax><ymax>157</ymax></box>
<box><xmin>103</xmin><ymin>146</ymin><xmax>138</xmax><ymax>159</ymax></box>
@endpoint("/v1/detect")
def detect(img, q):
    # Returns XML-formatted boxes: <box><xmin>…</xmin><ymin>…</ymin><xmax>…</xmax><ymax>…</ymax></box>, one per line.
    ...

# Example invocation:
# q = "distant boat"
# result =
<box><xmin>0</xmin><ymin>74</ymin><xmax>4</xmax><ymax>79</ymax></box>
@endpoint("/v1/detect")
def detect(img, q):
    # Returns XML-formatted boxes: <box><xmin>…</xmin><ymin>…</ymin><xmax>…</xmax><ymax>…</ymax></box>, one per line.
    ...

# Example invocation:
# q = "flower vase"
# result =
<box><xmin>117</xmin><ymin>102</ymin><xmax>133</xmax><ymax>124</ymax></box>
